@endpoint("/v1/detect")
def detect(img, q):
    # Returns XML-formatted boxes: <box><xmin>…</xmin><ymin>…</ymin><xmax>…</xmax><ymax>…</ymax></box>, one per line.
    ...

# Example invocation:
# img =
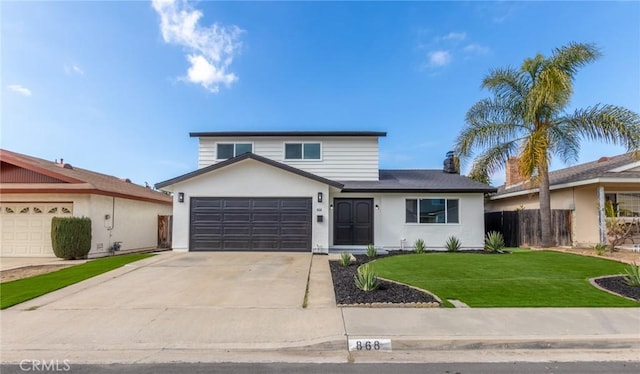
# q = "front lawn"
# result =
<box><xmin>0</xmin><ymin>253</ymin><xmax>153</xmax><ymax>309</ymax></box>
<box><xmin>371</xmin><ymin>250</ymin><xmax>639</xmax><ymax>307</ymax></box>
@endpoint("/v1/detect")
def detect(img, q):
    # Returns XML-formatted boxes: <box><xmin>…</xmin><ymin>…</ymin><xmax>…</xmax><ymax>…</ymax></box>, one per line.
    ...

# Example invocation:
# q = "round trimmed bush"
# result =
<box><xmin>51</xmin><ymin>217</ymin><xmax>92</xmax><ymax>259</ymax></box>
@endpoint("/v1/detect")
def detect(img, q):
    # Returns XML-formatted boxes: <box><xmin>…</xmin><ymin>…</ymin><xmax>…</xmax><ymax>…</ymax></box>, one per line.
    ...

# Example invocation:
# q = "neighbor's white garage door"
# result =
<box><xmin>0</xmin><ymin>203</ymin><xmax>74</xmax><ymax>257</ymax></box>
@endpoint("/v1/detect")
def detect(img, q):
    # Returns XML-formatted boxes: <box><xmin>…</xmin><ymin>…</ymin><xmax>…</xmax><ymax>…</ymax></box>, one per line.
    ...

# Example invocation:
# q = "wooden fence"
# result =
<box><xmin>485</xmin><ymin>209</ymin><xmax>572</xmax><ymax>247</ymax></box>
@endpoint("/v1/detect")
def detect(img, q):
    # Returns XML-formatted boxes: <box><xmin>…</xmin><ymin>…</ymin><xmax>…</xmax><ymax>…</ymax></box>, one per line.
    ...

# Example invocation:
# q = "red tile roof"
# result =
<box><xmin>0</xmin><ymin>149</ymin><xmax>172</xmax><ymax>205</ymax></box>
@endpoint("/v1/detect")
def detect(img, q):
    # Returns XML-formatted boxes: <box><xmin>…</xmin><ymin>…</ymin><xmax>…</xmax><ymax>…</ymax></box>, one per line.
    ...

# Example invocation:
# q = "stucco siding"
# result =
<box><xmin>169</xmin><ymin>159</ymin><xmax>332</xmax><ymax>252</ymax></box>
<box><xmin>329</xmin><ymin>192</ymin><xmax>486</xmax><ymax>250</ymax></box>
<box><xmin>198</xmin><ymin>137</ymin><xmax>379</xmax><ymax>181</ymax></box>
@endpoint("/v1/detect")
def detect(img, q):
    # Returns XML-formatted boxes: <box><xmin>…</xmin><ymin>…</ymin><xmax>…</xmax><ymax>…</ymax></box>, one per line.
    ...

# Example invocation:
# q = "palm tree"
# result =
<box><xmin>455</xmin><ymin>42</ymin><xmax>640</xmax><ymax>247</ymax></box>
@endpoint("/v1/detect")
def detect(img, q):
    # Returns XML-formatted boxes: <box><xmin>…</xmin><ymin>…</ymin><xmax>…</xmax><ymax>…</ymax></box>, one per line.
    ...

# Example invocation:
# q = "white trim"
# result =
<box><xmin>283</xmin><ymin>141</ymin><xmax>323</xmax><ymax>161</ymax></box>
<box><xmin>404</xmin><ymin>197</ymin><xmax>461</xmax><ymax>225</ymax></box>
<box><xmin>490</xmin><ymin>177</ymin><xmax>640</xmax><ymax>200</ymax></box>
<box><xmin>608</xmin><ymin>161</ymin><xmax>640</xmax><ymax>173</ymax></box>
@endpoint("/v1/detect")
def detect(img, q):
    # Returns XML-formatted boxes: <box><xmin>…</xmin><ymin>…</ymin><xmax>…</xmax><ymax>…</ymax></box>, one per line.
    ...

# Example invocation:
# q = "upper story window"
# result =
<box><xmin>284</xmin><ymin>143</ymin><xmax>321</xmax><ymax>160</ymax></box>
<box><xmin>406</xmin><ymin>198</ymin><xmax>459</xmax><ymax>224</ymax></box>
<box><xmin>217</xmin><ymin>143</ymin><xmax>252</xmax><ymax>160</ymax></box>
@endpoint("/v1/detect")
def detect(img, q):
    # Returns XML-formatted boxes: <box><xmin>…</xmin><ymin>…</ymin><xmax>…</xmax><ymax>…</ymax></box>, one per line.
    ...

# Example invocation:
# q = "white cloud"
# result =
<box><xmin>427</xmin><ymin>50</ymin><xmax>452</xmax><ymax>67</ymax></box>
<box><xmin>463</xmin><ymin>43</ymin><xmax>490</xmax><ymax>55</ymax></box>
<box><xmin>64</xmin><ymin>64</ymin><xmax>85</xmax><ymax>75</ymax></box>
<box><xmin>438</xmin><ymin>32</ymin><xmax>467</xmax><ymax>42</ymax></box>
<box><xmin>7</xmin><ymin>84</ymin><xmax>32</xmax><ymax>96</ymax></box>
<box><xmin>152</xmin><ymin>0</ymin><xmax>243</xmax><ymax>93</ymax></box>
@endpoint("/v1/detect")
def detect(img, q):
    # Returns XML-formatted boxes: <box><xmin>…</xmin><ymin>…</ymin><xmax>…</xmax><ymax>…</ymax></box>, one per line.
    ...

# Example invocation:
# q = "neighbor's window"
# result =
<box><xmin>217</xmin><ymin>143</ymin><xmax>252</xmax><ymax>159</ymax></box>
<box><xmin>405</xmin><ymin>198</ymin><xmax>459</xmax><ymax>224</ymax></box>
<box><xmin>285</xmin><ymin>143</ymin><xmax>321</xmax><ymax>160</ymax></box>
<box><xmin>606</xmin><ymin>192</ymin><xmax>640</xmax><ymax>218</ymax></box>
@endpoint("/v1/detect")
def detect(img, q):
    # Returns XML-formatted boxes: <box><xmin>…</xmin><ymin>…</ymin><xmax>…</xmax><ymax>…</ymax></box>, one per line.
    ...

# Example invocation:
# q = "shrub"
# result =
<box><xmin>484</xmin><ymin>231</ymin><xmax>505</xmax><ymax>253</ymax></box>
<box><xmin>339</xmin><ymin>252</ymin><xmax>352</xmax><ymax>267</ymax></box>
<box><xmin>414</xmin><ymin>239</ymin><xmax>426</xmax><ymax>254</ymax></box>
<box><xmin>51</xmin><ymin>217</ymin><xmax>92</xmax><ymax>259</ymax></box>
<box><xmin>593</xmin><ymin>243</ymin><xmax>608</xmax><ymax>256</ymax></box>
<box><xmin>366</xmin><ymin>243</ymin><xmax>377</xmax><ymax>258</ymax></box>
<box><xmin>354</xmin><ymin>264</ymin><xmax>379</xmax><ymax>291</ymax></box>
<box><xmin>445</xmin><ymin>236</ymin><xmax>461</xmax><ymax>252</ymax></box>
<box><xmin>623</xmin><ymin>262</ymin><xmax>640</xmax><ymax>287</ymax></box>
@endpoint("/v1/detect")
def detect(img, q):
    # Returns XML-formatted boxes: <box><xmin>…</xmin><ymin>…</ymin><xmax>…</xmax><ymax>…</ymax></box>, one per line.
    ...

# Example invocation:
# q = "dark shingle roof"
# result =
<box><xmin>0</xmin><ymin>149</ymin><xmax>172</xmax><ymax>204</ymax></box>
<box><xmin>189</xmin><ymin>131</ymin><xmax>387</xmax><ymax>138</ymax></box>
<box><xmin>340</xmin><ymin>170</ymin><xmax>497</xmax><ymax>193</ymax></box>
<box><xmin>495</xmin><ymin>152</ymin><xmax>640</xmax><ymax>196</ymax></box>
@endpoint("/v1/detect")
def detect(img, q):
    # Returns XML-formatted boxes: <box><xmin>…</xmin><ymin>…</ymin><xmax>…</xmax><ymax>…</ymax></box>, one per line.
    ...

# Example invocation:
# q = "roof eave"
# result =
<box><xmin>490</xmin><ymin>177</ymin><xmax>640</xmax><ymax>200</ymax></box>
<box><xmin>155</xmin><ymin>153</ymin><xmax>344</xmax><ymax>189</ymax></box>
<box><xmin>341</xmin><ymin>188</ymin><xmax>496</xmax><ymax>193</ymax></box>
<box><xmin>189</xmin><ymin>131</ymin><xmax>387</xmax><ymax>138</ymax></box>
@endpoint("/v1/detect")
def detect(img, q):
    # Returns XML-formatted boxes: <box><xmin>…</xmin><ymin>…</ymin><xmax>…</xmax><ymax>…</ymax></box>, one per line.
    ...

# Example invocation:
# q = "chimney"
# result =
<box><xmin>443</xmin><ymin>151</ymin><xmax>460</xmax><ymax>174</ymax></box>
<box><xmin>505</xmin><ymin>157</ymin><xmax>523</xmax><ymax>187</ymax></box>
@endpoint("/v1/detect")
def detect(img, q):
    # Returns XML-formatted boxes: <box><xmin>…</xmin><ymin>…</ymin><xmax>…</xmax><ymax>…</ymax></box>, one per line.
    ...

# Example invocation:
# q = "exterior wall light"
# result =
<box><xmin>317</xmin><ymin>192</ymin><xmax>323</xmax><ymax>203</ymax></box>
<box><xmin>178</xmin><ymin>192</ymin><xmax>185</xmax><ymax>203</ymax></box>
<box><xmin>375</xmin><ymin>204</ymin><xmax>380</xmax><ymax>210</ymax></box>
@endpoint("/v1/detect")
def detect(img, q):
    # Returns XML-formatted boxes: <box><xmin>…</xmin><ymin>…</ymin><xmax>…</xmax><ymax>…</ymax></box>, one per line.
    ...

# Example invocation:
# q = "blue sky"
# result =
<box><xmin>2</xmin><ymin>1</ymin><xmax>639</xmax><ymax>187</ymax></box>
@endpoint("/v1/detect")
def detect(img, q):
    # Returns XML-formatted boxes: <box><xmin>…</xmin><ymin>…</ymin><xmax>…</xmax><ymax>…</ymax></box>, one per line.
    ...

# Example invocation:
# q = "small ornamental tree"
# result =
<box><xmin>51</xmin><ymin>217</ymin><xmax>92</xmax><ymax>259</ymax></box>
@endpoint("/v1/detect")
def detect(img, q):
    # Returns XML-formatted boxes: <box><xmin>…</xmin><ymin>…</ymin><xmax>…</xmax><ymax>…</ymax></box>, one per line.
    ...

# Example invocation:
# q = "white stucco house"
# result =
<box><xmin>0</xmin><ymin>149</ymin><xmax>173</xmax><ymax>258</ymax></box>
<box><xmin>156</xmin><ymin>131</ymin><xmax>496</xmax><ymax>253</ymax></box>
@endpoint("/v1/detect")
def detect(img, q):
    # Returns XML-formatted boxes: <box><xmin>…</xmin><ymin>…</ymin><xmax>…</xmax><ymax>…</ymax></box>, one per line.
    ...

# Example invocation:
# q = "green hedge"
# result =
<box><xmin>51</xmin><ymin>217</ymin><xmax>92</xmax><ymax>259</ymax></box>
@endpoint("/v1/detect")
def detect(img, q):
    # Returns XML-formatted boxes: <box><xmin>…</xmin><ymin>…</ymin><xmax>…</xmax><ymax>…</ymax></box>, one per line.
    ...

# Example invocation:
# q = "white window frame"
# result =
<box><xmin>405</xmin><ymin>198</ymin><xmax>460</xmax><ymax>225</ymax></box>
<box><xmin>283</xmin><ymin>142</ymin><xmax>323</xmax><ymax>161</ymax></box>
<box><xmin>605</xmin><ymin>191</ymin><xmax>640</xmax><ymax>219</ymax></box>
<box><xmin>216</xmin><ymin>142</ymin><xmax>254</xmax><ymax>160</ymax></box>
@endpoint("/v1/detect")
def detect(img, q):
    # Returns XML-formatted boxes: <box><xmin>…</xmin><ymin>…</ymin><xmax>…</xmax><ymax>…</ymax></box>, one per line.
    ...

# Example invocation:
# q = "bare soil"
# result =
<box><xmin>0</xmin><ymin>264</ymin><xmax>75</xmax><ymax>283</ymax></box>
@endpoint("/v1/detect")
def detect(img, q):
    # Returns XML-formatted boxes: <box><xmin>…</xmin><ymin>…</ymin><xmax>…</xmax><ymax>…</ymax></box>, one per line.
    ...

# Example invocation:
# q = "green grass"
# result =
<box><xmin>372</xmin><ymin>250</ymin><xmax>639</xmax><ymax>307</ymax></box>
<box><xmin>0</xmin><ymin>253</ymin><xmax>153</xmax><ymax>309</ymax></box>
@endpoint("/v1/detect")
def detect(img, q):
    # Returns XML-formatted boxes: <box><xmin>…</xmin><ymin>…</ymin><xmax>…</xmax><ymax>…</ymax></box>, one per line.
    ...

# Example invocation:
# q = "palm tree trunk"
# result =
<box><xmin>538</xmin><ymin>164</ymin><xmax>554</xmax><ymax>247</ymax></box>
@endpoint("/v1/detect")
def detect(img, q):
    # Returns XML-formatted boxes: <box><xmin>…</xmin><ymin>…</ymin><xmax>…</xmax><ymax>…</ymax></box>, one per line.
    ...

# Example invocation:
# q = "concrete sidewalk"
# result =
<box><xmin>1</xmin><ymin>253</ymin><xmax>639</xmax><ymax>364</ymax></box>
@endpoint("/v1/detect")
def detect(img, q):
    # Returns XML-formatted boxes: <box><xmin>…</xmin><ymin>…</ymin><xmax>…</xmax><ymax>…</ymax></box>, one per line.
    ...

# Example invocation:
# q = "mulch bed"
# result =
<box><xmin>329</xmin><ymin>253</ymin><xmax>441</xmax><ymax>307</ymax></box>
<box><xmin>594</xmin><ymin>276</ymin><xmax>640</xmax><ymax>301</ymax></box>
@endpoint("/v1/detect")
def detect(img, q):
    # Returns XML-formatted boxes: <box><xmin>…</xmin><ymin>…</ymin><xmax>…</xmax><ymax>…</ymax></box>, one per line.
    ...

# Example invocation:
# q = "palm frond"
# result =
<box><xmin>468</xmin><ymin>140</ymin><xmax>522</xmax><ymax>177</ymax></box>
<box><xmin>551</xmin><ymin>42</ymin><xmax>601</xmax><ymax>77</ymax></box>
<box><xmin>547</xmin><ymin>123</ymin><xmax>580</xmax><ymax>164</ymax></box>
<box><xmin>482</xmin><ymin>67</ymin><xmax>530</xmax><ymax>103</ymax></box>
<box><xmin>562</xmin><ymin>104</ymin><xmax>640</xmax><ymax>151</ymax></box>
<box><xmin>519</xmin><ymin>130</ymin><xmax>549</xmax><ymax>178</ymax></box>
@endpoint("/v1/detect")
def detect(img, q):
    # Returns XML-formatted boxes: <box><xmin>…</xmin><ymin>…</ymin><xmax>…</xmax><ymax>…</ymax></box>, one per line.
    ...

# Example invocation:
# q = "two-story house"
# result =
<box><xmin>155</xmin><ymin>131</ymin><xmax>496</xmax><ymax>253</ymax></box>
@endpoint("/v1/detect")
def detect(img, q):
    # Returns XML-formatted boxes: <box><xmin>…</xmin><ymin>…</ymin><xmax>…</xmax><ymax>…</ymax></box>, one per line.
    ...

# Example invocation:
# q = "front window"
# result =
<box><xmin>606</xmin><ymin>192</ymin><xmax>640</xmax><ymax>218</ymax></box>
<box><xmin>406</xmin><ymin>198</ymin><xmax>460</xmax><ymax>224</ymax></box>
<box><xmin>217</xmin><ymin>143</ymin><xmax>252</xmax><ymax>159</ymax></box>
<box><xmin>285</xmin><ymin>143</ymin><xmax>321</xmax><ymax>160</ymax></box>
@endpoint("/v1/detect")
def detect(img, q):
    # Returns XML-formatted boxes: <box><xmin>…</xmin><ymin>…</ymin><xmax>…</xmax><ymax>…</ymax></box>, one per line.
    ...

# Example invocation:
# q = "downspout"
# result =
<box><xmin>597</xmin><ymin>186</ymin><xmax>606</xmax><ymax>244</ymax></box>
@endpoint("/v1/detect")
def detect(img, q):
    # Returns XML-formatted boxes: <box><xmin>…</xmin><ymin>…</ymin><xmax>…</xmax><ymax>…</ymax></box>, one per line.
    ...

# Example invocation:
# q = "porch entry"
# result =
<box><xmin>333</xmin><ymin>198</ymin><xmax>373</xmax><ymax>245</ymax></box>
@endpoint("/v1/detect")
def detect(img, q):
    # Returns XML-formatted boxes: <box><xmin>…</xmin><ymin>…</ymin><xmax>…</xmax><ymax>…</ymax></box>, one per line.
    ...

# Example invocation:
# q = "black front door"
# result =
<box><xmin>334</xmin><ymin>198</ymin><xmax>373</xmax><ymax>245</ymax></box>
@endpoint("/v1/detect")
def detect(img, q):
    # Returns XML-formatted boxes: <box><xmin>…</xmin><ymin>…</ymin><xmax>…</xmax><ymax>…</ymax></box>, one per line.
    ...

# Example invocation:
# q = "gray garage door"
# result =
<box><xmin>190</xmin><ymin>197</ymin><xmax>312</xmax><ymax>251</ymax></box>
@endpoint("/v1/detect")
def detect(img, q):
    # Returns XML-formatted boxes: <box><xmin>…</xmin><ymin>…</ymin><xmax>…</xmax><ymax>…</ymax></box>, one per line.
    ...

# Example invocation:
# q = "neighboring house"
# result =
<box><xmin>0</xmin><ymin>149</ymin><xmax>173</xmax><ymax>258</ymax></box>
<box><xmin>486</xmin><ymin>153</ymin><xmax>640</xmax><ymax>248</ymax></box>
<box><xmin>156</xmin><ymin>131</ymin><xmax>495</xmax><ymax>253</ymax></box>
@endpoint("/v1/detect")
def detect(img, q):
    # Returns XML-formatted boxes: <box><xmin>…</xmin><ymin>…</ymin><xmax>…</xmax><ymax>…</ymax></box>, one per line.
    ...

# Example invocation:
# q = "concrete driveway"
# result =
<box><xmin>1</xmin><ymin>252</ymin><xmax>346</xmax><ymax>363</ymax></box>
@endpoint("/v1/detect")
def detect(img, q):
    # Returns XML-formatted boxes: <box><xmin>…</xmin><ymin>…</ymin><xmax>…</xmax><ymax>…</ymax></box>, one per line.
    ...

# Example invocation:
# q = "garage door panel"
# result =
<box><xmin>190</xmin><ymin>197</ymin><xmax>311</xmax><ymax>252</ymax></box>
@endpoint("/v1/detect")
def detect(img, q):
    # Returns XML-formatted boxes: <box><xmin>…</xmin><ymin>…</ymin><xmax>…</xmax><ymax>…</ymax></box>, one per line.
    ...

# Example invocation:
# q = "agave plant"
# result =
<box><xmin>484</xmin><ymin>231</ymin><xmax>505</xmax><ymax>253</ymax></box>
<box><xmin>354</xmin><ymin>263</ymin><xmax>379</xmax><ymax>291</ymax></box>
<box><xmin>624</xmin><ymin>262</ymin><xmax>640</xmax><ymax>288</ymax></box>
<box><xmin>339</xmin><ymin>252</ymin><xmax>351</xmax><ymax>267</ymax></box>
<box><xmin>445</xmin><ymin>236</ymin><xmax>462</xmax><ymax>252</ymax></box>
<box><xmin>593</xmin><ymin>243</ymin><xmax>608</xmax><ymax>256</ymax></box>
<box><xmin>366</xmin><ymin>243</ymin><xmax>377</xmax><ymax>258</ymax></box>
<box><xmin>414</xmin><ymin>239</ymin><xmax>426</xmax><ymax>254</ymax></box>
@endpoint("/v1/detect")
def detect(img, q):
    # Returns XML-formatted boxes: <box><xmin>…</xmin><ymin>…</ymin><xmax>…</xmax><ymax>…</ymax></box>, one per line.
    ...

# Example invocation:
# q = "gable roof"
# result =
<box><xmin>189</xmin><ymin>131</ymin><xmax>387</xmax><ymax>138</ymax></box>
<box><xmin>493</xmin><ymin>152</ymin><xmax>640</xmax><ymax>198</ymax></box>
<box><xmin>155</xmin><ymin>152</ymin><xmax>345</xmax><ymax>189</ymax></box>
<box><xmin>0</xmin><ymin>149</ymin><xmax>172</xmax><ymax>205</ymax></box>
<box><xmin>340</xmin><ymin>170</ymin><xmax>497</xmax><ymax>193</ymax></box>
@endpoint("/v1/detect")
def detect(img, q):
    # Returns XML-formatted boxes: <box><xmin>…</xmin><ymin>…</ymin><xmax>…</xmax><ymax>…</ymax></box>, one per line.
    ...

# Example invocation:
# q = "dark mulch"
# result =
<box><xmin>329</xmin><ymin>253</ymin><xmax>440</xmax><ymax>306</ymax></box>
<box><xmin>594</xmin><ymin>276</ymin><xmax>640</xmax><ymax>301</ymax></box>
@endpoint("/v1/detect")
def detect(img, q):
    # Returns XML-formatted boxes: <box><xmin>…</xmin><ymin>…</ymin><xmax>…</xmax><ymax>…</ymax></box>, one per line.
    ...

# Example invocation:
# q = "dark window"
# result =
<box><xmin>285</xmin><ymin>143</ymin><xmax>321</xmax><ymax>160</ymax></box>
<box><xmin>217</xmin><ymin>143</ymin><xmax>252</xmax><ymax>159</ymax></box>
<box><xmin>285</xmin><ymin>143</ymin><xmax>303</xmax><ymax>159</ymax></box>
<box><xmin>406</xmin><ymin>198</ymin><xmax>460</xmax><ymax>224</ymax></box>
